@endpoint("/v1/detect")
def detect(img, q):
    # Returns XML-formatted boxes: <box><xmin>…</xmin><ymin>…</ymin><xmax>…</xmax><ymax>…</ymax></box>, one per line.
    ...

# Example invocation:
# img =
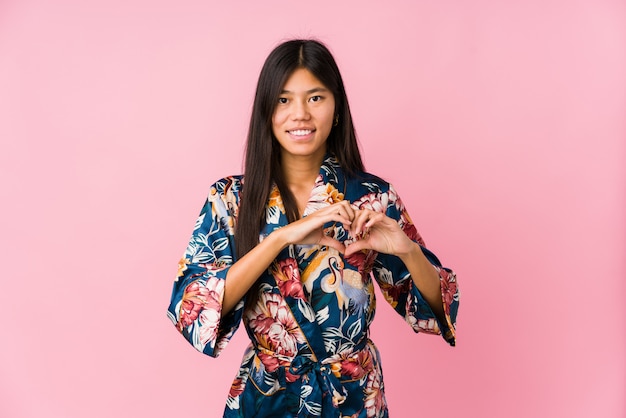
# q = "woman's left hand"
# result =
<box><xmin>344</xmin><ymin>207</ymin><xmax>445</xmax><ymax>321</ymax></box>
<box><xmin>343</xmin><ymin>208</ymin><xmax>415</xmax><ymax>257</ymax></box>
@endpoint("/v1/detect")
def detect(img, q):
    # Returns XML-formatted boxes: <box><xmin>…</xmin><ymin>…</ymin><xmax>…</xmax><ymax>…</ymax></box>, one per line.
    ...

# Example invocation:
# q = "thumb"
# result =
<box><xmin>344</xmin><ymin>239</ymin><xmax>369</xmax><ymax>256</ymax></box>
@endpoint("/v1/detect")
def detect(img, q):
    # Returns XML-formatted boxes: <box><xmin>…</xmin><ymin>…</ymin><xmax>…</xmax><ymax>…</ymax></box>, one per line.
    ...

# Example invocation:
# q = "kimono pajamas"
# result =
<box><xmin>167</xmin><ymin>156</ymin><xmax>459</xmax><ymax>417</ymax></box>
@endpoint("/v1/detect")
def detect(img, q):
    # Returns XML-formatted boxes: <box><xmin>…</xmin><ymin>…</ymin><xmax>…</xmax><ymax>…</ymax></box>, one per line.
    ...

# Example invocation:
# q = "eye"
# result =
<box><xmin>278</xmin><ymin>97</ymin><xmax>288</xmax><ymax>104</ymax></box>
<box><xmin>309</xmin><ymin>95</ymin><xmax>322</xmax><ymax>102</ymax></box>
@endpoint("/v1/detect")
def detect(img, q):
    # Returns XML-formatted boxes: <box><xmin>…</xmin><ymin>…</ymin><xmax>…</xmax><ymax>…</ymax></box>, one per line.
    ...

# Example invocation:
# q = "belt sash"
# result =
<box><xmin>253</xmin><ymin>336</ymin><xmax>369</xmax><ymax>417</ymax></box>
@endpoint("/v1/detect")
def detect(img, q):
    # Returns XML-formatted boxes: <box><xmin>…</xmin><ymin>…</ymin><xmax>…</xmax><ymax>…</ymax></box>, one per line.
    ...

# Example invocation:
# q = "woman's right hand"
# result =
<box><xmin>276</xmin><ymin>200</ymin><xmax>355</xmax><ymax>253</ymax></box>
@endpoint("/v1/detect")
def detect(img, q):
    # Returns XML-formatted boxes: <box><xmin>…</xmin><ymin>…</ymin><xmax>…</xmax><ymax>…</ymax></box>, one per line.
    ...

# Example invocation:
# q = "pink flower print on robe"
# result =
<box><xmin>364</xmin><ymin>369</ymin><xmax>386</xmax><ymax>417</ymax></box>
<box><xmin>438</xmin><ymin>268</ymin><xmax>458</xmax><ymax>316</ymax></box>
<box><xmin>344</xmin><ymin>248</ymin><xmax>377</xmax><ymax>280</ymax></box>
<box><xmin>198</xmin><ymin>277</ymin><xmax>225</xmax><ymax>344</ymax></box>
<box><xmin>229</xmin><ymin>377</ymin><xmax>245</xmax><ymax>399</ymax></box>
<box><xmin>271</xmin><ymin>258</ymin><xmax>306</xmax><ymax>300</ymax></box>
<box><xmin>398</xmin><ymin>210</ymin><xmax>425</xmax><ymax>245</ymax></box>
<box><xmin>352</xmin><ymin>192</ymin><xmax>387</xmax><ymax>212</ymax></box>
<box><xmin>177</xmin><ymin>281</ymin><xmax>209</xmax><ymax>330</ymax></box>
<box><xmin>257</xmin><ymin>352</ymin><xmax>301</xmax><ymax>383</ymax></box>
<box><xmin>177</xmin><ymin>276</ymin><xmax>224</xmax><ymax>347</ymax></box>
<box><xmin>248</xmin><ymin>292</ymin><xmax>306</xmax><ymax>357</ymax></box>
<box><xmin>327</xmin><ymin>349</ymin><xmax>374</xmax><ymax>381</ymax></box>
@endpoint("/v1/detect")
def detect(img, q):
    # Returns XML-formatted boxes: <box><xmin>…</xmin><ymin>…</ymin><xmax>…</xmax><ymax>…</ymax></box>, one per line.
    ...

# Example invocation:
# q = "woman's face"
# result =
<box><xmin>272</xmin><ymin>68</ymin><xmax>336</xmax><ymax>163</ymax></box>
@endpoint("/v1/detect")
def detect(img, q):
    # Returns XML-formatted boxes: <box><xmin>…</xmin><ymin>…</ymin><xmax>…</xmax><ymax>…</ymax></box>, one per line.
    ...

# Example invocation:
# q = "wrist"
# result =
<box><xmin>397</xmin><ymin>240</ymin><xmax>422</xmax><ymax>262</ymax></box>
<box><xmin>267</xmin><ymin>226</ymin><xmax>291</xmax><ymax>250</ymax></box>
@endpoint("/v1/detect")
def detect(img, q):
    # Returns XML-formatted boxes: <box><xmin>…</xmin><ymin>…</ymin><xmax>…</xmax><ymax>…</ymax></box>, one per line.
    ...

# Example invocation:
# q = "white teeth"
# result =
<box><xmin>289</xmin><ymin>129</ymin><xmax>312</xmax><ymax>136</ymax></box>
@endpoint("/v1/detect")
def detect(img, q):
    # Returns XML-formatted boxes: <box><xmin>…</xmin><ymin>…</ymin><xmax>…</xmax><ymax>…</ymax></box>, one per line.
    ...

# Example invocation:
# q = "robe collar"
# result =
<box><xmin>302</xmin><ymin>154</ymin><xmax>347</xmax><ymax>217</ymax></box>
<box><xmin>262</xmin><ymin>154</ymin><xmax>346</xmax><ymax>232</ymax></box>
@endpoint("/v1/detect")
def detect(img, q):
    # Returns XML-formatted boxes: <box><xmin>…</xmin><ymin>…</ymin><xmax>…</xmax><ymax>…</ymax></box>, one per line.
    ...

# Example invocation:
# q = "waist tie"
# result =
<box><xmin>272</xmin><ymin>337</ymin><xmax>369</xmax><ymax>417</ymax></box>
<box><xmin>284</xmin><ymin>356</ymin><xmax>345</xmax><ymax>417</ymax></box>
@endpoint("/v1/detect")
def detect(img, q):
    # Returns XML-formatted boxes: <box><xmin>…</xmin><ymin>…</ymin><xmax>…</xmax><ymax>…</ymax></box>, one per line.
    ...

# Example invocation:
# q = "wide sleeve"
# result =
<box><xmin>166</xmin><ymin>179</ymin><xmax>245</xmax><ymax>357</ymax></box>
<box><xmin>371</xmin><ymin>184</ymin><xmax>459</xmax><ymax>346</ymax></box>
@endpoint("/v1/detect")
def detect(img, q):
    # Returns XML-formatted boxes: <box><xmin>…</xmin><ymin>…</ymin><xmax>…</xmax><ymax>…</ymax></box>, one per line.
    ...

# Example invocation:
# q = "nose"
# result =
<box><xmin>291</xmin><ymin>99</ymin><xmax>310</xmax><ymax>120</ymax></box>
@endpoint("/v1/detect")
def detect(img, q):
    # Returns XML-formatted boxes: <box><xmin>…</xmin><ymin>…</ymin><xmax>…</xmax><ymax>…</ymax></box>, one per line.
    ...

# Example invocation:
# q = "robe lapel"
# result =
<box><xmin>259</xmin><ymin>157</ymin><xmax>352</xmax><ymax>416</ymax></box>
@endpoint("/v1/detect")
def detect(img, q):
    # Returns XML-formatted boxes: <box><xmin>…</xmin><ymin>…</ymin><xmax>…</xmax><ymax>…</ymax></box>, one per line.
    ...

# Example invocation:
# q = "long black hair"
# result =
<box><xmin>235</xmin><ymin>39</ymin><xmax>364</xmax><ymax>259</ymax></box>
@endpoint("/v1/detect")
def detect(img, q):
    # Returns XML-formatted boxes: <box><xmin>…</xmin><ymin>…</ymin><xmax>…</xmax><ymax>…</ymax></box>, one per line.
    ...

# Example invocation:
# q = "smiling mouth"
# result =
<box><xmin>288</xmin><ymin>129</ymin><xmax>313</xmax><ymax>136</ymax></box>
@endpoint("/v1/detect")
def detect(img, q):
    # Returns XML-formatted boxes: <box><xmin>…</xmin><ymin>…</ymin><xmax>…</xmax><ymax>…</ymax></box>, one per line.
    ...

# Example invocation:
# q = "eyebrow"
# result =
<box><xmin>280</xmin><ymin>87</ymin><xmax>329</xmax><ymax>95</ymax></box>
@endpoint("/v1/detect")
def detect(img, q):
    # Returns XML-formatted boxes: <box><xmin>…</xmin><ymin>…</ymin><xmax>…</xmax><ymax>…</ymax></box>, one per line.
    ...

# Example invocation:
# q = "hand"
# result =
<box><xmin>277</xmin><ymin>200</ymin><xmax>355</xmax><ymax>253</ymax></box>
<box><xmin>344</xmin><ymin>208</ymin><xmax>415</xmax><ymax>257</ymax></box>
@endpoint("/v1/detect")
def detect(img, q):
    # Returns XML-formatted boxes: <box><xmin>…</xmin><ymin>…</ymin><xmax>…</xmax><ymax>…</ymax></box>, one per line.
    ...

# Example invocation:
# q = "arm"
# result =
<box><xmin>396</xmin><ymin>241</ymin><xmax>446</xmax><ymax>322</ymax></box>
<box><xmin>344</xmin><ymin>186</ymin><xmax>459</xmax><ymax>345</ymax></box>
<box><xmin>167</xmin><ymin>180</ymin><xmax>245</xmax><ymax>357</ymax></box>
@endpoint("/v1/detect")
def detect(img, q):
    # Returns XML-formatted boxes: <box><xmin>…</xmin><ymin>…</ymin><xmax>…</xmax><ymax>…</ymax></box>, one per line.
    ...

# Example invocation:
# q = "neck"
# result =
<box><xmin>281</xmin><ymin>150</ymin><xmax>325</xmax><ymax>189</ymax></box>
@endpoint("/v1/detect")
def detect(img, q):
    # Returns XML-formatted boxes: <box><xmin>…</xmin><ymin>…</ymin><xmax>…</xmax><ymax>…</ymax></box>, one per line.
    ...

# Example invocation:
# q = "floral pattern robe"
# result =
<box><xmin>167</xmin><ymin>156</ymin><xmax>459</xmax><ymax>418</ymax></box>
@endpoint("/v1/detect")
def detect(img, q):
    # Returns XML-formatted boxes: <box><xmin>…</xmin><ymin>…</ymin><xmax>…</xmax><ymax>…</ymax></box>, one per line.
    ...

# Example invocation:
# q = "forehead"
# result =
<box><xmin>281</xmin><ymin>68</ymin><xmax>329</xmax><ymax>92</ymax></box>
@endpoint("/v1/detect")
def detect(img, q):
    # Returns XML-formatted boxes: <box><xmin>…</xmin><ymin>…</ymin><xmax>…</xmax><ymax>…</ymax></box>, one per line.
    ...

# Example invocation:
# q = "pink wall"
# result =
<box><xmin>1</xmin><ymin>0</ymin><xmax>624</xmax><ymax>417</ymax></box>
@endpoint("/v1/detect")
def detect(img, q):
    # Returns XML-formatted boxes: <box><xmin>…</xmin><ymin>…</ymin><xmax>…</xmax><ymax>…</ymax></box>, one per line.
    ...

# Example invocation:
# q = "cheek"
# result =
<box><xmin>321</xmin><ymin>109</ymin><xmax>335</xmax><ymax>130</ymax></box>
<box><xmin>271</xmin><ymin>113</ymin><xmax>282</xmax><ymax>134</ymax></box>
<box><xmin>272</xmin><ymin>108</ymin><xmax>289</xmax><ymax>127</ymax></box>
<box><xmin>325</xmin><ymin>101</ymin><xmax>336</xmax><ymax>127</ymax></box>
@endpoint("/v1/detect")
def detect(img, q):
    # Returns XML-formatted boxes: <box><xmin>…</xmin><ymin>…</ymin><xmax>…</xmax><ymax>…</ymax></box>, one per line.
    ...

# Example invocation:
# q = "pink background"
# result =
<box><xmin>1</xmin><ymin>0</ymin><xmax>624</xmax><ymax>417</ymax></box>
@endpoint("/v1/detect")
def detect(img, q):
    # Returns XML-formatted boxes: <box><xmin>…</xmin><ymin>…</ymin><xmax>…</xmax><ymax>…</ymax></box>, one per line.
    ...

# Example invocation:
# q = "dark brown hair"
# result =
<box><xmin>235</xmin><ymin>39</ymin><xmax>364</xmax><ymax>259</ymax></box>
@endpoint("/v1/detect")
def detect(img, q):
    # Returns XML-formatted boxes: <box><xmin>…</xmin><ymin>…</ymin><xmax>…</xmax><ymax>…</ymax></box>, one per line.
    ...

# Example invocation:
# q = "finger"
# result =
<box><xmin>333</xmin><ymin>203</ymin><xmax>346</xmax><ymax>218</ymax></box>
<box><xmin>339</xmin><ymin>200</ymin><xmax>355</xmax><ymax>221</ymax></box>
<box><xmin>332</xmin><ymin>201</ymin><xmax>355</xmax><ymax>221</ymax></box>
<box><xmin>329</xmin><ymin>205</ymin><xmax>352</xmax><ymax>226</ymax></box>
<box><xmin>318</xmin><ymin>235</ymin><xmax>346</xmax><ymax>253</ymax></box>
<box><xmin>351</xmin><ymin>209</ymin><xmax>372</xmax><ymax>236</ymax></box>
<box><xmin>305</xmin><ymin>210</ymin><xmax>349</xmax><ymax>230</ymax></box>
<box><xmin>364</xmin><ymin>212</ymin><xmax>385</xmax><ymax>229</ymax></box>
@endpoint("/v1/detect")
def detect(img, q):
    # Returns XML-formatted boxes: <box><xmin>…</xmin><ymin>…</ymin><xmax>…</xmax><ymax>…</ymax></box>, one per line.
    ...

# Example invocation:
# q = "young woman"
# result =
<box><xmin>167</xmin><ymin>39</ymin><xmax>459</xmax><ymax>418</ymax></box>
